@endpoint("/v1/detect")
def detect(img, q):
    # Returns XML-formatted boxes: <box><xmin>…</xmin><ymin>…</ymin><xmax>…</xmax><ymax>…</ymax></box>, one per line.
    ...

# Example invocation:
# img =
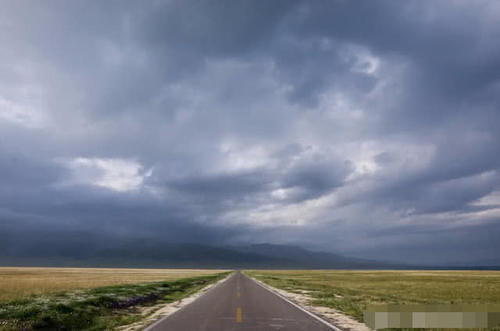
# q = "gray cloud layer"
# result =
<box><xmin>1</xmin><ymin>0</ymin><xmax>500</xmax><ymax>265</ymax></box>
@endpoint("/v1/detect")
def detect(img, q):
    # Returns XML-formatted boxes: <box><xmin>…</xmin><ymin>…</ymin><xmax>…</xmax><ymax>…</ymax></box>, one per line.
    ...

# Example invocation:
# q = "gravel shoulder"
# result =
<box><xmin>250</xmin><ymin>277</ymin><xmax>371</xmax><ymax>331</ymax></box>
<box><xmin>119</xmin><ymin>273</ymin><xmax>233</xmax><ymax>331</ymax></box>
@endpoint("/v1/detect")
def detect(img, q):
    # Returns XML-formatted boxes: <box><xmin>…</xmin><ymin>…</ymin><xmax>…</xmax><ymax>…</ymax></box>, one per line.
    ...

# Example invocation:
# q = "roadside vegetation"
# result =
<box><xmin>0</xmin><ymin>270</ymin><xmax>230</xmax><ymax>330</ymax></box>
<box><xmin>246</xmin><ymin>270</ymin><xmax>500</xmax><ymax>321</ymax></box>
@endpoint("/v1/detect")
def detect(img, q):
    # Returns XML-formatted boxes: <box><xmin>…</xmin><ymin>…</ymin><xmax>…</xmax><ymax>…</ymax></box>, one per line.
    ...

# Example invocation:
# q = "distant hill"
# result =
<box><xmin>0</xmin><ymin>241</ymin><xmax>398</xmax><ymax>269</ymax></box>
<box><xmin>229</xmin><ymin>243</ymin><xmax>395</xmax><ymax>269</ymax></box>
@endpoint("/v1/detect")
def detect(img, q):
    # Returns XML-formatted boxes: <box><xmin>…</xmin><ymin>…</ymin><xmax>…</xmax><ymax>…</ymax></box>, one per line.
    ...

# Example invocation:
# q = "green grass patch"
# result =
<box><xmin>245</xmin><ymin>270</ymin><xmax>500</xmax><ymax>323</ymax></box>
<box><xmin>0</xmin><ymin>271</ymin><xmax>230</xmax><ymax>330</ymax></box>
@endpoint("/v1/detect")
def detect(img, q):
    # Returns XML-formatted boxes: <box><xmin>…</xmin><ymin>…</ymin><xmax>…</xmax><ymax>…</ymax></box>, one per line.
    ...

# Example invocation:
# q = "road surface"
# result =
<box><xmin>147</xmin><ymin>271</ymin><xmax>337</xmax><ymax>331</ymax></box>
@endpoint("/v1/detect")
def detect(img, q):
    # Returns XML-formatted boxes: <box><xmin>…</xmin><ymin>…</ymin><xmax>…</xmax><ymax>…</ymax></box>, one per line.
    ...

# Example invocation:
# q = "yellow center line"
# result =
<box><xmin>237</xmin><ymin>290</ymin><xmax>240</xmax><ymax>298</ymax></box>
<box><xmin>237</xmin><ymin>307</ymin><xmax>242</xmax><ymax>323</ymax></box>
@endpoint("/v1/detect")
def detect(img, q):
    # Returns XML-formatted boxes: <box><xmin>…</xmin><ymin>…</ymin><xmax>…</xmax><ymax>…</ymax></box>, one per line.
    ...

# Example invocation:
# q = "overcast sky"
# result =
<box><xmin>1</xmin><ymin>0</ymin><xmax>500</xmax><ymax>265</ymax></box>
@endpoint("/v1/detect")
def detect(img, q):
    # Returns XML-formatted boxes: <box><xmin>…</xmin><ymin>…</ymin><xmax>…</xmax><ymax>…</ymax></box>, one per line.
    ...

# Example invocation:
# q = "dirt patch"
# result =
<box><xmin>119</xmin><ymin>274</ymin><xmax>232</xmax><ymax>331</ymax></box>
<box><xmin>252</xmin><ymin>278</ymin><xmax>370</xmax><ymax>331</ymax></box>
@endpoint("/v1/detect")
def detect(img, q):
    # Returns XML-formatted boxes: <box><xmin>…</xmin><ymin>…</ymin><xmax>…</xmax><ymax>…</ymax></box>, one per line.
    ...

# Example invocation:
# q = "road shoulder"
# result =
<box><xmin>249</xmin><ymin>276</ymin><xmax>371</xmax><ymax>331</ymax></box>
<box><xmin>119</xmin><ymin>273</ymin><xmax>233</xmax><ymax>331</ymax></box>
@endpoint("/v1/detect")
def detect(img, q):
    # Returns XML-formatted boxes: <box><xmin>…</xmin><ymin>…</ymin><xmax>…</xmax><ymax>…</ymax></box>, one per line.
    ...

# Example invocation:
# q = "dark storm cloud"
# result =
<box><xmin>168</xmin><ymin>171</ymin><xmax>271</xmax><ymax>201</ymax></box>
<box><xmin>1</xmin><ymin>0</ymin><xmax>499</xmax><ymax>264</ymax></box>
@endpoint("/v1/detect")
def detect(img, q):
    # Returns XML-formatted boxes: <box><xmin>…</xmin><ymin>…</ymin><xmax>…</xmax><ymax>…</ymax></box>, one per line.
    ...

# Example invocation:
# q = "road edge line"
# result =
<box><xmin>248</xmin><ymin>275</ymin><xmax>343</xmax><ymax>331</ymax></box>
<box><xmin>144</xmin><ymin>272</ymin><xmax>235</xmax><ymax>331</ymax></box>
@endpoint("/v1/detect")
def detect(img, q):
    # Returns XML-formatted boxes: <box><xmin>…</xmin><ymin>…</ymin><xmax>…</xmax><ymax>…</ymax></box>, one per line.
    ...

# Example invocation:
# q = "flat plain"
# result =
<box><xmin>0</xmin><ymin>267</ymin><xmax>225</xmax><ymax>302</ymax></box>
<box><xmin>247</xmin><ymin>270</ymin><xmax>500</xmax><ymax>321</ymax></box>
<box><xmin>0</xmin><ymin>268</ymin><xmax>230</xmax><ymax>330</ymax></box>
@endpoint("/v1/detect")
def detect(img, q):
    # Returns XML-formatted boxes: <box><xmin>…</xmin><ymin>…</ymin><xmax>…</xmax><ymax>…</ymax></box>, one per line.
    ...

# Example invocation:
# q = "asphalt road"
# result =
<box><xmin>147</xmin><ymin>271</ymin><xmax>337</xmax><ymax>331</ymax></box>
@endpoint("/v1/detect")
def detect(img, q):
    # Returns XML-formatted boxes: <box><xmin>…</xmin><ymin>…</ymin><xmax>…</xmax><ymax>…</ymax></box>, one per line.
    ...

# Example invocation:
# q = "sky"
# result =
<box><xmin>1</xmin><ymin>0</ymin><xmax>500</xmax><ymax>265</ymax></box>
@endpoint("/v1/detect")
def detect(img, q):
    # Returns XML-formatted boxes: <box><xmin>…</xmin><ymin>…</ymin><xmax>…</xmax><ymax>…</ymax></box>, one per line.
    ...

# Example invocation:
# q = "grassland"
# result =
<box><xmin>0</xmin><ymin>268</ymin><xmax>230</xmax><ymax>330</ymax></box>
<box><xmin>246</xmin><ymin>270</ymin><xmax>500</xmax><ymax>322</ymax></box>
<box><xmin>0</xmin><ymin>267</ymin><xmax>225</xmax><ymax>302</ymax></box>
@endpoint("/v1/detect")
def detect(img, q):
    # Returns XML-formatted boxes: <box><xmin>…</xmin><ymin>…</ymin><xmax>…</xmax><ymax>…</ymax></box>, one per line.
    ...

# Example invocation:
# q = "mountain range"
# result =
<box><xmin>1</xmin><ymin>242</ymin><xmax>397</xmax><ymax>268</ymax></box>
<box><xmin>2</xmin><ymin>242</ymin><xmax>498</xmax><ymax>269</ymax></box>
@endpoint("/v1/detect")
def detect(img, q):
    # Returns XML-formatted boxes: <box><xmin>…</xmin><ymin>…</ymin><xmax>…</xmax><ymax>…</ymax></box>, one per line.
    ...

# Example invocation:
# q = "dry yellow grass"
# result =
<box><xmin>0</xmin><ymin>267</ymin><xmax>227</xmax><ymax>302</ymax></box>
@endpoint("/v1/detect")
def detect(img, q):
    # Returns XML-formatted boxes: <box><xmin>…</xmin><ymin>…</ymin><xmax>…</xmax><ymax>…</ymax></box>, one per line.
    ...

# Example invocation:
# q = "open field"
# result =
<box><xmin>0</xmin><ymin>267</ymin><xmax>226</xmax><ymax>302</ymax></box>
<box><xmin>0</xmin><ymin>269</ymin><xmax>230</xmax><ymax>330</ymax></box>
<box><xmin>246</xmin><ymin>270</ymin><xmax>500</xmax><ymax>321</ymax></box>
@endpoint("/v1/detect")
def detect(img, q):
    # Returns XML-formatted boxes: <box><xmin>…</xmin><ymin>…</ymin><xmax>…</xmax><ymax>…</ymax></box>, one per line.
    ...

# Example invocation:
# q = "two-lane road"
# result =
<box><xmin>147</xmin><ymin>271</ymin><xmax>337</xmax><ymax>331</ymax></box>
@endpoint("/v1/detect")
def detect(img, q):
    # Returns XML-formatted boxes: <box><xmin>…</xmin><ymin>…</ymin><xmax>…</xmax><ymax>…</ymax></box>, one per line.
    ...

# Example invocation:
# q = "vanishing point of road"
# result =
<box><xmin>147</xmin><ymin>271</ymin><xmax>338</xmax><ymax>331</ymax></box>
